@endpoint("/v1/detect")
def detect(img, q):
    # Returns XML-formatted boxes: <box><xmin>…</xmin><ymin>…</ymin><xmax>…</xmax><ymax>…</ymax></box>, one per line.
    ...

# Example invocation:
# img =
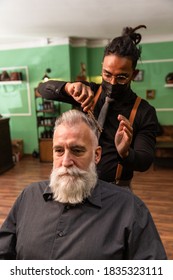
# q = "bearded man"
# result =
<box><xmin>0</xmin><ymin>110</ymin><xmax>167</xmax><ymax>260</ymax></box>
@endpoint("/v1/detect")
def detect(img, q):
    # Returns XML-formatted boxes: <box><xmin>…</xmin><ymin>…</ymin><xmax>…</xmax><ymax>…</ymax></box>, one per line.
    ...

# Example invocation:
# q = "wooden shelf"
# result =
<box><xmin>39</xmin><ymin>138</ymin><xmax>53</xmax><ymax>162</ymax></box>
<box><xmin>35</xmin><ymin>87</ymin><xmax>58</xmax><ymax>162</ymax></box>
<box><xmin>37</xmin><ymin>109</ymin><xmax>55</xmax><ymax>113</ymax></box>
<box><xmin>164</xmin><ymin>84</ymin><xmax>173</xmax><ymax>88</ymax></box>
<box><xmin>39</xmin><ymin>138</ymin><xmax>53</xmax><ymax>141</ymax></box>
<box><xmin>38</xmin><ymin>124</ymin><xmax>54</xmax><ymax>127</ymax></box>
<box><xmin>0</xmin><ymin>80</ymin><xmax>22</xmax><ymax>85</ymax></box>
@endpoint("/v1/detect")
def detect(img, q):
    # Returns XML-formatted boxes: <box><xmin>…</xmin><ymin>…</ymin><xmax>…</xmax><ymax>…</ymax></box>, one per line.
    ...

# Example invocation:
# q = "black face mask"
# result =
<box><xmin>102</xmin><ymin>79</ymin><xmax>130</xmax><ymax>99</ymax></box>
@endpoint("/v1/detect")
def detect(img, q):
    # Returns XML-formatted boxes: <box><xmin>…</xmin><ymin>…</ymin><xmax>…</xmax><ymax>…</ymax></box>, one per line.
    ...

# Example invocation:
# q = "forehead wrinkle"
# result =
<box><xmin>54</xmin><ymin>123</ymin><xmax>94</xmax><ymax>147</ymax></box>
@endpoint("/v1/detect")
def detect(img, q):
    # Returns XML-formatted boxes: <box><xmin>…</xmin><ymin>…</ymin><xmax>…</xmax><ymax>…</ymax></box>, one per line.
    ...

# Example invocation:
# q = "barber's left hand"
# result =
<box><xmin>114</xmin><ymin>114</ymin><xmax>133</xmax><ymax>158</ymax></box>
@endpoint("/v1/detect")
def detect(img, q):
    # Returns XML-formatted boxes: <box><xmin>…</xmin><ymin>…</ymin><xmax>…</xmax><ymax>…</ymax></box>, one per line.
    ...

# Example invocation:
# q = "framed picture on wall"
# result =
<box><xmin>133</xmin><ymin>69</ymin><xmax>144</xmax><ymax>81</ymax></box>
<box><xmin>146</xmin><ymin>89</ymin><xmax>155</xmax><ymax>99</ymax></box>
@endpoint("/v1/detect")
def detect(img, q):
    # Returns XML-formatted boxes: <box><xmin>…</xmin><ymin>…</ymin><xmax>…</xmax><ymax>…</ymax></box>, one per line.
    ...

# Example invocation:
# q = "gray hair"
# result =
<box><xmin>54</xmin><ymin>109</ymin><xmax>99</xmax><ymax>146</ymax></box>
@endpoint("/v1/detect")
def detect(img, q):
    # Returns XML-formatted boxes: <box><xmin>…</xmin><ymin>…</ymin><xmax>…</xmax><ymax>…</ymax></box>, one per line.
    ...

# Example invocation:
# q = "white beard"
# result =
<box><xmin>49</xmin><ymin>162</ymin><xmax>97</xmax><ymax>204</ymax></box>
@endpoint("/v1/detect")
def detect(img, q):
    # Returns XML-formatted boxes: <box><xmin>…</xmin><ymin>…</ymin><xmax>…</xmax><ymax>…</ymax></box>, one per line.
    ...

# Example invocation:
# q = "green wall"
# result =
<box><xmin>0</xmin><ymin>40</ymin><xmax>173</xmax><ymax>155</ymax></box>
<box><xmin>132</xmin><ymin>41</ymin><xmax>173</xmax><ymax>125</ymax></box>
<box><xmin>88</xmin><ymin>47</ymin><xmax>104</xmax><ymax>78</ymax></box>
<box><xmin>0</xmin><ymin>44</ymin><xmax>71</xmax><ymax>154</ymax></box>
<box><xmin>70</xmin><ymin>46</ymin><xmax>88</xmax><ymax>81</ymax></box>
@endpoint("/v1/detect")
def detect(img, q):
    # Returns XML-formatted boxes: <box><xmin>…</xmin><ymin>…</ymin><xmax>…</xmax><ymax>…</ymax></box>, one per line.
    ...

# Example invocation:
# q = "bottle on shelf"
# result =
<box><xmin>34</xmin><ymin>87</ymin><xmax>60</xmax><ymax>162</ymax></box>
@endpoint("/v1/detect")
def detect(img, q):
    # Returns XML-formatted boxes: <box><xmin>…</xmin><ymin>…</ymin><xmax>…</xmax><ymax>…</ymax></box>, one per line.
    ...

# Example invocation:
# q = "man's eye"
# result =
<box><xmin>72</xmin><ymin>148</ymin><xmax>85</xmax><ymax>155</ymax></box>
<box><xmin>117</xmin><ymin>76</ymin><xmax>126</xmax><ymax>81</ymax></box>
<box><xmin>104</xmin><ymin>72</ymin><xmax>111</xmax><ymax>78</ymax></box>
<box><xmin>73</xmin><ymin>149</ymin><xmax>82</xmax><ymax>154</ymax></box>
<box><xmin>54</xmin><ymin>148</ymin><xmax>64</xmax><ymax>155</ymax></box>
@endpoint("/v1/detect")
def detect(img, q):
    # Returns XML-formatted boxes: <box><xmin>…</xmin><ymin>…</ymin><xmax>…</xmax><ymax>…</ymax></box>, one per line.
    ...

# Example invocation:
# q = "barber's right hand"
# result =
<box><xmin>65</xmin><ymin>82</ymin><xmax>94</xmax><ymax>112</ymax></box>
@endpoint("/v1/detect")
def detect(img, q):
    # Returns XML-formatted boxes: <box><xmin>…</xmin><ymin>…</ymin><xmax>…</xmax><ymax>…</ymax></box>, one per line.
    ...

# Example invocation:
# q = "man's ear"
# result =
<box><xmin>95</xmin><ymin>146</ymin><xmax>102</xmax><ymax>164</ymax></box>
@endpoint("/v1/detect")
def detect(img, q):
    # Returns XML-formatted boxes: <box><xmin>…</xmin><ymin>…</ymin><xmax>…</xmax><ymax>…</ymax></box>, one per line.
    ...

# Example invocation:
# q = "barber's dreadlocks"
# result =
<box><xmin>104</xmin><ymin>25</ymin><xmax>147</xmax><ymax>69</ymax></box>
<box><xmin>122</xmin><ymin>25</ymin><xmax>146</xmax><ymax>45</ymax></box>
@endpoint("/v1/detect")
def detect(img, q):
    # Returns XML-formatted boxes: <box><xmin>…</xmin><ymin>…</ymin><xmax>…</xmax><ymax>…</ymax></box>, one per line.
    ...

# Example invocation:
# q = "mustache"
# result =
<box><xmin>52</xmin><ymin>166</ymin><xmax>89</xmax><ymax>178</ymax></box>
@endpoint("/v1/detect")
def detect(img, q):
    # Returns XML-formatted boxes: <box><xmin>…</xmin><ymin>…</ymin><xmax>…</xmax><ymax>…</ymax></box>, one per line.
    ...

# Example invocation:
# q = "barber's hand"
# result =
<box><xmin>114</xmin><ymin>114</ymin><xmax>133</xmax><ymax>158</ymax></box>
<box><xmin>65</xmin><ymin>82</ymin><xmax>94</xmax><ymax>112</ymax></box>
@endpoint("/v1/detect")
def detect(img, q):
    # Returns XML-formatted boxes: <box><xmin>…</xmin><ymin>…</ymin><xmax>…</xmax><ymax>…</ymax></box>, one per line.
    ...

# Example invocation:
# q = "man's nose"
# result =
<box><xmin>110</xmin><ymin>76</ymin><xmax>117</xmax><ymax>85</ymax></box>
<box><xmin>62</xmin><ymin>151</ymin><xmax>74</xmax><ymax>167</ymax></box>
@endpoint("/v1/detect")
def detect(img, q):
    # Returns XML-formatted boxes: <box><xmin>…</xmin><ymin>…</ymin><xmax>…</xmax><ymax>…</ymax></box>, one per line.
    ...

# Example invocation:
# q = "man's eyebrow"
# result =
<box><xmin>53</xmin><ymin>144</ymin><xmax>86</xmax><ymax>150</ymax></box>
<box><xmin>53</xmin><ymin>145</ymin><xmax>62</xmax><ymax>150</ymax></box>
<box><xmin>103</xmin><ymin>69</ymin><xmax>128</xmax><ymax>77</ymax></box>
<box><xmin>102</xmin><ymin>68</ymin><xmax>111</xmax><ymax>74</ymax></box>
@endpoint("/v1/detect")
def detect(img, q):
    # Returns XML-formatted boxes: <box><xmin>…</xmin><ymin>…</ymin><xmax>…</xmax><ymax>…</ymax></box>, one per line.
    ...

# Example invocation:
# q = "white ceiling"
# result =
<box><xmin>0</xmin><ymin>0</ymin><xmax>173</xmax><ymax>49</ymax></box>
